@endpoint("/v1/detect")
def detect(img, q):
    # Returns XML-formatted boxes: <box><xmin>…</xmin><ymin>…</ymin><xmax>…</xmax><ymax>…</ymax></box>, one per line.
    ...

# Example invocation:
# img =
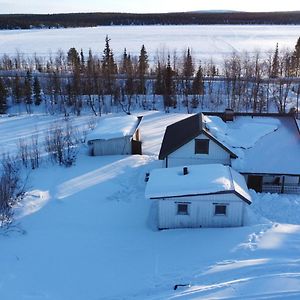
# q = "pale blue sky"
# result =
<box><xmin>1</xmin><ymin>0</ymin><xmax>300</xmax><ymax>14</ymax></box>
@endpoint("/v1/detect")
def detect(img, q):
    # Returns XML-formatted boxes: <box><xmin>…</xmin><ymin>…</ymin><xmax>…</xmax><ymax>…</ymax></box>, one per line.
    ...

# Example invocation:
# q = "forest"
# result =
<box><xmin>0</xmin><ymin>36</ymin><xmax>300</xmax><ymax>116</ymax></box>
<box><xmin>0</xmin><ymin>11</ymin><xmax>300</xmax><ymax>29</ymax></box>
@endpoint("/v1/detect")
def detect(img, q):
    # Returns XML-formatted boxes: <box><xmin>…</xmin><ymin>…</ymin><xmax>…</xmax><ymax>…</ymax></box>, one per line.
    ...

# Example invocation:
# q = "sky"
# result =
<box><xmin>1</xmin><ymin>0</ymin><xmax>300</xmax><ymax>14</ymax></box>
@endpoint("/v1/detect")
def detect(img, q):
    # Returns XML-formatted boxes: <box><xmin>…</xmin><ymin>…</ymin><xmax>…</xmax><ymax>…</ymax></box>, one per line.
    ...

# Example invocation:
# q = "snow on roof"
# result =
<box><xmin>205</xmin><ymin>115</ymin><xmax>300</xmax><ymax>175</ymax></box>
<box><xmin>87</xmin><ymin>115</ymin><xmax>140</xmax><ymax>141</ymax></box>
<box><xmin>204</xmin><ymin>115</ymin><xmax>280</xmax><ymax>149</ymax></box>
<box><xmin>230</xmin><ymin>168</ymin><xmax>252</xmax><ymax>203</ymax></box>
<box><xmin>145</xmin><ymin>164</ymin><xmax>251</xmax><ymax>203</ymax></box>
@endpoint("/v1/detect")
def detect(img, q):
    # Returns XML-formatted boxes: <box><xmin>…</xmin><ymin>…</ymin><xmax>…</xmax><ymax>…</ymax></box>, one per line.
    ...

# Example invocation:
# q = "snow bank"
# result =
<box><xmin>250</xmin><ymin>191</ymin><xmax>300</xmax><ymax>225</ymax></box>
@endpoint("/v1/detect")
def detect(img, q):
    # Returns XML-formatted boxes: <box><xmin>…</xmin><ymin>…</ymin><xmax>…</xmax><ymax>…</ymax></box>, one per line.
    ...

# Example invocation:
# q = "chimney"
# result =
<box><xmin>183</xmin><ymin>166</ymin><xmax>189</xmax><ymax>175</ymax></box>
<box><xmin>224</xmin><ymin>108</ymin><xmax>234</xmax><ymax>122</ymax></box>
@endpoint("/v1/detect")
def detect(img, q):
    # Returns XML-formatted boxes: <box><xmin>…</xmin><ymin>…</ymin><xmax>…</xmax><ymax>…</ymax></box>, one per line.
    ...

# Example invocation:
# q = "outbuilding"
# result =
<box><xmin>87</xmin><ymin>115</ymin><xmax>142</xmax><ymax>156</ymax></box>
<box><xmin>145</xmin><ymin>164</ymin><xmax>251</xmax><ymax>229</ymax></box>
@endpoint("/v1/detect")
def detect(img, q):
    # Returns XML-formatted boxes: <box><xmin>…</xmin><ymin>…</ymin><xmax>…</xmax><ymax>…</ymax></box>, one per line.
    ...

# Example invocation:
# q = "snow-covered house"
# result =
<box><xmin>145</xmin><ymin>164</ymin><xmax>251</xmax><ymax>229</ymax></box>
<box><xmin>87</xmin><ymin>115</ymin><xmax>142</xmax><ymax>156</ymax></box>
<box><xmin>158</xmin><ymin>112</ymin><xmax>300</xmax><ymax>194</ymax></box>
<box><xmin>158</xmin><ymin>113</ymin><xmax>237</xmax><ymax>168</ymax></box>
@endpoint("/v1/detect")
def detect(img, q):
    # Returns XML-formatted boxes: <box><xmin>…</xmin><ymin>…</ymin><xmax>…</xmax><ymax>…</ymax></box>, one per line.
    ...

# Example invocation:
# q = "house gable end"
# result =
<box><xmin>159</xmin><ymin>113</ymin><xmax>237</xmax><ymax>160</ymax></box>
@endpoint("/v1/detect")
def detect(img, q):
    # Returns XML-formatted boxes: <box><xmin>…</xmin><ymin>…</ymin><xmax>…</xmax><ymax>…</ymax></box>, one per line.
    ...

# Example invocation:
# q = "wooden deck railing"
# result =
<box><xmin>262</xmin><ymin>183</ymin><xmax>300</xmax><ymax>194</ymax></box>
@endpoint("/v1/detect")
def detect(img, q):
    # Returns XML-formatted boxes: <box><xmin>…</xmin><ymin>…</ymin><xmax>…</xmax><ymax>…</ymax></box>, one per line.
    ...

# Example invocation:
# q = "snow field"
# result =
<box><xmin>0</xmin><ymin>111</ymin><xmax>300</xmax><ymax>299</ymax></box>
<box><xmin>0</xmin><ymin>25</ymin><xmax>300</xmax><ymax>63</ymax></box>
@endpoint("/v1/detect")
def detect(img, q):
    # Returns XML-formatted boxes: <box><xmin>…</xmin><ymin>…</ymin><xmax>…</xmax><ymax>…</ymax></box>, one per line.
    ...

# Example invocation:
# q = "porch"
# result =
<box><xmin>246</xmin><ymin>174</ymin><xmax>300</xmax><ymax>194</ymax></box>
<box><xmin>262</xmin><ymin>183</ymin><xmax>300</xmax><ymax>194</ymax></box>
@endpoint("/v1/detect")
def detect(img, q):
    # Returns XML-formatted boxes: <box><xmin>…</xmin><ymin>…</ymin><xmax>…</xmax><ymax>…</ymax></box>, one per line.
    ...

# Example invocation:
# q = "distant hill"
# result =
<box><xmin>0</xmin><ymin>11</ymin><xmax>300</xmax><ymax>30</ymax></box>
<box><xmin>187</xmin><ymin>10</ymin><xmax>241</xmax><ymax>13</ymax></box>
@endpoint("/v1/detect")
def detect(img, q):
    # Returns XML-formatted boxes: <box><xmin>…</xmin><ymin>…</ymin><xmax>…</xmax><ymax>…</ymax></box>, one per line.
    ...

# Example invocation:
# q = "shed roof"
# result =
<box><xmin>87</xmin><ymin>115</ymin><xmax>142</xmax><ymax>142</ymax></box>
<box><xmin>158</xmin><ymin>113</ymin><xmax>237</xmax><ymax>159</ymax></box>
<box><xmin>145</xmin><ymin>164</ymin><xmax>251</xmax><ymax>204</ymax></box>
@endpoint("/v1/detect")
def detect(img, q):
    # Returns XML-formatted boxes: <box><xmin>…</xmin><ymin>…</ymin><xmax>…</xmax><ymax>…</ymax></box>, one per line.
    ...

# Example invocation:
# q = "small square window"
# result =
<box><xmin>195</xmin><ymin>139</ymin><xmax>209</xmax><ymax>154</ymax></box>
<box><xmin>215</xmin><ymin>204</ymin><xmax>227</xmax><ymax>216</ymax></box>
<box><xmin>177</xmin><ymin>203</ymin><xmax>189</xmax><ymax>215</ymax></box>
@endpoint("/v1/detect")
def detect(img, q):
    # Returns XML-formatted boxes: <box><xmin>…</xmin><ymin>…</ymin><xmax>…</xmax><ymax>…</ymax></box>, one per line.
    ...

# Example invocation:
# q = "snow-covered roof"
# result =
<box><xmin>87</xmin><ymin>115</ymin><xmax>141</xmax><ymax>141</ymax></box>
<box><xmin>204</xmin><ymin>115</ymin><xmax>300</xmax><ymax>175</ymax></box>
<box><xmin>145</xmin><ymin>164</ymin><xmax>251</xmax><ymax>204</ymax></box>
<box><xmin>158</xmin><ymin>113</ymin><xmax>237</xmax><ymax>160</ymax></box>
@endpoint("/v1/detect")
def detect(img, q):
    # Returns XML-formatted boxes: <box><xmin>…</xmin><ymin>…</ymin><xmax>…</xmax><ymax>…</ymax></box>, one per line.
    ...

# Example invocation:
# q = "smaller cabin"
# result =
<box><xmin>87</xmin><ymin>115</ymin><xmax>142</xmax><ymax>156</ymax></box>
<box><xmin>145</xmin><ymin>164</ymin><xmax>251</xmax><ymax>230</ymax></box>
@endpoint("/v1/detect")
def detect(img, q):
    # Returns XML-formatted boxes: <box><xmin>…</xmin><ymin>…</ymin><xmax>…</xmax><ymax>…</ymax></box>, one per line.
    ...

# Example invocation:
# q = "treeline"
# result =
<box><xmin>1</xmin><ymin>11</ymin><xmax>300</xmax><ymax>29</ymax></box>
<box><xmin>0</xmin><ymin>36</ymin><xmax>300</xmax><ymax>115</ymax></box>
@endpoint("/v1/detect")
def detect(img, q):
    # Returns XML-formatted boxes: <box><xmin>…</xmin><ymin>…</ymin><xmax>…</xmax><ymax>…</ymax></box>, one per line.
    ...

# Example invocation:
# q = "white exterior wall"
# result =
<box><xmin>285</xmin><ymin>176</ymin><xmax>300</xmax><ymax>184</ymax></box>
<box><xmin>157</xmin><ymin>193</ymin><xmax>245</xmax><ymax>229</ymax></box>
<box><xmin>165</xmin><ymin>133</ymin><xmax>231</xmax><ymax>168</ymax></box>
<box><xmin>89</xmin><ymin>136</ymin><xmax>132</xmax><ymax>156</ymax></box>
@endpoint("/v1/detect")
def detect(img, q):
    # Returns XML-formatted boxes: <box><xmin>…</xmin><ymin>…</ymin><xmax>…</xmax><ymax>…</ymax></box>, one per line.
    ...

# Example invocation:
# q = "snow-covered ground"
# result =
<box><xmin>1</xmin><ymin>111</ymin><xmax>300</xmax><ymax>299</ymax></box>
<box><xmin>0</xmin><ymin>25</ymin><xmax>299</xmax><ymax>62</ymax></box>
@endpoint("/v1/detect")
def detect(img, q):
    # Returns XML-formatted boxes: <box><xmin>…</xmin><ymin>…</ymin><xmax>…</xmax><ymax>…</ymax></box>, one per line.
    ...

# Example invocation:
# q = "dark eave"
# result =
<box><xmin>149</xmin><ymin>189</ymin><xmax>251</xmax><ymax>205</ymax></box>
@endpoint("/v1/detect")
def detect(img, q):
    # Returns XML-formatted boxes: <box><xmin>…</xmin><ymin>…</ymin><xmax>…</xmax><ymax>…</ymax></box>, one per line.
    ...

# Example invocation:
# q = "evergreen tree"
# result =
<box><xmin>183</xmin><ymin>48</ymin><xmax>194</xmax><ymax>77</ymax></box>
<box><xmin>154</xmin><ymin>61</ymin><xmax>164</xmax><ymax>95</ymax></box>
<box><xmin>67</xmin><ymin>47</ymin><xmax>80</xmax><ymax>69</ymax></box>
<box><xmin>0</xmin><ymin>78</ymin><xmax>8</xmax><ymax>114</ymax></box>
<box><xmin>101</xmin><ymin>36</ymin><xmax>117</xmax><ymax>95</ymax></box>
<box><xmin>192</xmin><ymin>65</ymin><xmax>204</xmax><ymax>96</ymax></box>
<box><xmin>125</xmin><ymin>54</ymin><xmax>134</xmax><ymax>96</ymax></box>
<box><xmin>292</xmin><ymin>37</ymin><xmax>300</xmax><ymax>76</ymax></box>
<box><xmin>163</xmin><ymin>55</ymin><xmax>175</xmax><ymax>111</ymax></box>
<box><xmin>12</xmin><ymin>75</ymin><xmax>22</xmax><ymax>104</ymax></box>
<box><xmin>33</xmin><ymin>77</ymin><xmax>42</xmax><ymax>106</ymax></box>
<box><xmin>138</xmin><ymin>45</ymin><xmax>149</xmax><ymax>94</ymax></box>
<box><xmin>271</xmin><ymin>43</ymin><xmax>280</xmax><ymax>78</ymax></box>
<box><xmin>24</xmin><ymin>71</ymin><xmax>32</xmax><ymax>105</ymax></box>
<box><xmin>80</xmin><ymin>49</ymin><xmax>85</xmax><ymax>69</ymax></box>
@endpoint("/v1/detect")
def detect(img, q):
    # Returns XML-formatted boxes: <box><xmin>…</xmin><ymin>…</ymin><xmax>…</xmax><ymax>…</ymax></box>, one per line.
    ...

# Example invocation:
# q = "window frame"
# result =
<box><xmin>176</xmin><ymin>203</ymin><xmax>190</xmax><ymax>216</ymax></box>
<box><xmin>195</xmin><ymin>139</ymin><xmax>209</xmax><ymax>154</ymax></box>
<box><xmin>214</xmin><ymin>204</ymin><xmax>228</xmax><ymax>216</ymax></box>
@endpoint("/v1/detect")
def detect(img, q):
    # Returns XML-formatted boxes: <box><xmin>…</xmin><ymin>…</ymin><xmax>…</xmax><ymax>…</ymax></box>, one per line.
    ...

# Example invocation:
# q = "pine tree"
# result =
<box><xmin>67</xmin><ymin>47</ymin><xmax>80</xmax><ymax>69</ymax></box>
<box><xmin>33</xmin><ymin>77</ymin><xmax>42</xmax><ymax>106</ymax></box>
<box><xmin>12</xmin><ymin>75</ymin><xmax>22</xmax><ymax>104</ymax></box>
<box><xmin>292</xmin><ymin>37</ymin><xmax>300</xmax><ymax>76</ymax></box>
<box><xmin>154</xmin><ymin>61</ymin><xmax>164</xmax><ymax>95</ymax></box>
<box><xmin>80</xmin><ymin>49</ymin><xmax>85</xmax><ymax>69</ymax></box>
<box><xmin>138</xmin><ymin>45</ymin><xmax>149</xmax><ymax>94</ymax></box>
<box><xmin>102</xmin><ymin>36</ymin><xmax>117</xmax><ymax>95</ymax></box>
<box><xmin>163</xmin><ymin>55</ymin><xmax>175</xmax><ymax>111</ymax></box>
<box><xmin>183</xmin><ymin>48</ymin><xmax>194</xmax><ymax>78</ymax></box>
<box><xmin>120</xmin><ymin>48</ymin><xmax>132</xmax><ymax>75</ymax></box>
<box><xmin>192</xmin><ymin>65</ymin><xmax>204</xmax><ymax>96</ymax></box>
<box><xmin>271</xmin><ymin>43</ymin><xmax>280</xmax><ymax>78</ymax></box>
<box><xmin>0</xmin><ymin>78</ymin><xmax>8</xmax><ymax>114</ymax></box>
<box><xmin>24</xmin><ymin>71</ymin><xmax>32</xmax><ymax>106</ymax></box>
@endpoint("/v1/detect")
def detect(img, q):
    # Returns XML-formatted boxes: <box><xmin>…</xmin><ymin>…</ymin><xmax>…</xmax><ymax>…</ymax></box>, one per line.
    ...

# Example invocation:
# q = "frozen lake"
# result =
<box><xmin>0</xmin><ymin>25</ymin><xmax>299</xmax><ymax>62</ymax></box>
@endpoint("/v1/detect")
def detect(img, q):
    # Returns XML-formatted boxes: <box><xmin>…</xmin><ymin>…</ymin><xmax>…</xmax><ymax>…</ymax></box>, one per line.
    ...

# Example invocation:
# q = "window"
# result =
<box><xmin>195</xmin><ymin>139</ymin><xmax>209</xmax><ymax>154</ymax></box>
<box><xmin>177</xmin><ymin>203</ymin><xmax>189</xmax><ymax>215</ymax></box>
<box><xmin>214</xmin><ymin>204</ymin><xmax>227</xmax><ymax>216</ymax></box>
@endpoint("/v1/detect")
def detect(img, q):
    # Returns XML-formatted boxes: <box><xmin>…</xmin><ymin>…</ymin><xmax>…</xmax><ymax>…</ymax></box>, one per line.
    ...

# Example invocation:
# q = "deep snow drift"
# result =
<box><xmin>0</xmin><ymin>111</ymin><xmax>300</xmax><ymax>299</ymax></box>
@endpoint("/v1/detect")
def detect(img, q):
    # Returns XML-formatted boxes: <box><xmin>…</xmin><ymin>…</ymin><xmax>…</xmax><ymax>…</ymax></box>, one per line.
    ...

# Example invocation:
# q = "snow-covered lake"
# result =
<box><xmin>0</xmin><ymin>25</ymin><xmax>299</xmax><ymax>62</ymax></box>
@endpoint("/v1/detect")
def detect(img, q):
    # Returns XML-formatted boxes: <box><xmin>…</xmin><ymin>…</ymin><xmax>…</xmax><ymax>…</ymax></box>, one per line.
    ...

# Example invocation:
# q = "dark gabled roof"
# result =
<box><xmin>158</xmin><ymin>113</ymin><xmax>237</xmax><ymax>160</ymax></box>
